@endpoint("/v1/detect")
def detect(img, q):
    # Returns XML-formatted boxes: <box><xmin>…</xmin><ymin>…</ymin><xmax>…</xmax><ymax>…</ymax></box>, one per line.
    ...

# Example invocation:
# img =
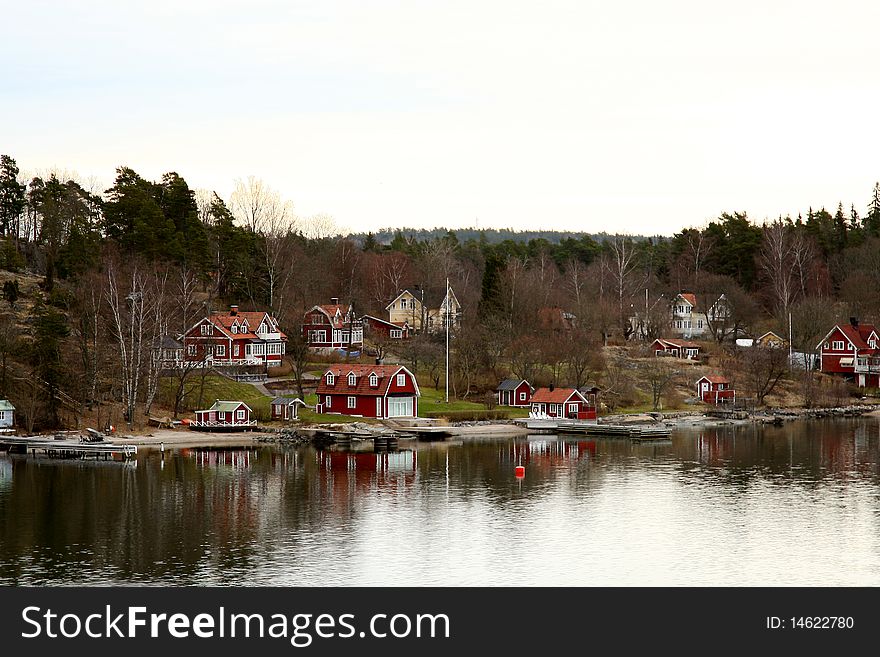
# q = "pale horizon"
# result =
<box><xmin>4</xmin><ymin>1</ymin><xmax>879</xmax><ymax>236</ymax></box>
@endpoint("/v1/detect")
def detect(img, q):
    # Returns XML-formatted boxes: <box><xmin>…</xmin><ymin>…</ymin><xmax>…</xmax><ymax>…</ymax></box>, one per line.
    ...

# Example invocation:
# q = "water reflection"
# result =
<box><xmin>2</xmin><ymin>418</ymin><xmax>880</xmax><ymax>585</ymax></box>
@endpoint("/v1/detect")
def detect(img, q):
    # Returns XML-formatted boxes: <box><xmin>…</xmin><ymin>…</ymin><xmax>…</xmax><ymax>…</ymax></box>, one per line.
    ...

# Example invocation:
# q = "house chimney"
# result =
<box><xmin>230</xmin><ymin>305</ymin><xmax>238</xmax><ymax>316</ymax></box>
<box><xmin>331</xmin><ymin>297</ymin><xmax>339</xmax><ymax>305</ymax></box>
<box><xmin>850</xmin><ymin>317</ymin><xmax>859</xmax><ymax>328</ymax></box>
<box><xmin>375</xmin><ymin>357</ymin><xmax>383</xmax><ymax>365</ymax></box>
<box><xmin>549</xmin><ymin>382</ymin><xmax>555</xmax><ymax>392</ymax></box>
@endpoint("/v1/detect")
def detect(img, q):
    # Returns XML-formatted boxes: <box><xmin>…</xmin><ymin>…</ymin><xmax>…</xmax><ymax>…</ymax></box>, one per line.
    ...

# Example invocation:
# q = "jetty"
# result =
<box><xmin>0</xmin><ymin>436</ymin><xmax>138</xmax><ymax>460</ymax></box>
<box><xmin>556</xmin><ymin>422</ymin><xmax>673</xmax><ymax>440</ymax></box>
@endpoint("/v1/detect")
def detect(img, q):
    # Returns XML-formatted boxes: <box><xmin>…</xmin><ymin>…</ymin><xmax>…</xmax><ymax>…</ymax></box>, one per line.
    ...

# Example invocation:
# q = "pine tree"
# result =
<box><xmin>0</xmin><ymin>155</ymin><xmax>26</xmax><ymax>238</ymax></box>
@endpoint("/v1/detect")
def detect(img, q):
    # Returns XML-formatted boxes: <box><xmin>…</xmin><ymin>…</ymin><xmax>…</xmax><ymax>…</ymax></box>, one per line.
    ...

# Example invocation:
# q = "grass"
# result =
<box><xmin>158</xmin><ymin>374</ymin><xmax>272</xmax><ymax>419</ymax></box>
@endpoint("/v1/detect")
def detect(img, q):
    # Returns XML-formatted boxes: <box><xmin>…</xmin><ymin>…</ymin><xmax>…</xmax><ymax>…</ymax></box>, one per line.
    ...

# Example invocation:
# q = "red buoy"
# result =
<box><xmin>515</xmin><ymin>465</ymin><xmax>525</xmax><ymax>478</ymax></box>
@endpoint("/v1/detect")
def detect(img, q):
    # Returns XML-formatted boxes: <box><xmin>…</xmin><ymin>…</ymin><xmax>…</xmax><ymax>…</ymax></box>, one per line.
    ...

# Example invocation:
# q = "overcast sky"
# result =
<box><xmin>3</xmin><ymin>1</ymin><xmax>879</xmax><ymax>235</ymax></box>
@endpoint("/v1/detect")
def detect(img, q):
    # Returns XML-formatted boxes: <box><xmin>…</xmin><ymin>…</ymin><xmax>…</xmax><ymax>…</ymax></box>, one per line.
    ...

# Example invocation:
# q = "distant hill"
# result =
<box><xmin>347</xmin><ymin>227</ymin><xmax>659</xmax><ymax>245</ymax></box>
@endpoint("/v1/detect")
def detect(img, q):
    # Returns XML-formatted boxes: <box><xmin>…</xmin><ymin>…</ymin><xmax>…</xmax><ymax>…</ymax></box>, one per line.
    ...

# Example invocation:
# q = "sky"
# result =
<box><xmin>2</xmin><ymin>0</ymin><xmax>879</xmax><ymax>235</ymax></box>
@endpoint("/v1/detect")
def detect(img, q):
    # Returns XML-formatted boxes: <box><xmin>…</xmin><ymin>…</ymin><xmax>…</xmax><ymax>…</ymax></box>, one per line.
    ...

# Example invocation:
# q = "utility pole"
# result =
<box><xmin>445</xmin><ymin>277</ymin><xmax>450</xmax><ymax>403</ymax></box>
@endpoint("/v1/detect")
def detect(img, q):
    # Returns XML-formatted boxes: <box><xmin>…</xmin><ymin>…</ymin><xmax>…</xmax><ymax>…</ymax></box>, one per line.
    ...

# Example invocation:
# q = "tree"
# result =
<box><xmin>30</xmin><ymin>300</ymin><xmax>69</xmax><ymax>428</ymax></box>
<box><xmin>639</xmin><ymin>357</ymin><xmax>679</xmax><ymax>411</ymax></box>
<box><xmin>601</xmin><ymin>236</ymin><xmax>645</xmax><ymax>340</ymax></box>
<box><xmin>0</xmin><ymin>155</ymin><xmax>25</xmax><ymax>238</ymax></box>
<box><xmin>2</xmin><ymin>280</ymin><xmax>18</xmax><ymax>308</ymax></box>
<box><xmin>737</xmin><ymin>346</ymin><xmax>789</xmax><ymax>405</ymax></box>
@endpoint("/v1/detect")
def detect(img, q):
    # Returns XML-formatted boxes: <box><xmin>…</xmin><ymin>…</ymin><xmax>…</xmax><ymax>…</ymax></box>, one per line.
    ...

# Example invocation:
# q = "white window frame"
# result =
<box><xmin>326</xmin><ymin>372</ymin><xmax>335</xmax><ymax>385</ymax></box>
<box><xmin>187</xmin><ymin>345</ymin><xmax>196</xmax><ymax>356</ymax></box>
<box><xmin>231</xmin><ymin>324</ymin><xmax>237</xmax><ymax>334</ymax></box>
<box><xmin>347</xmin><ymin>396</ymin><xmax>356</xmax><ymax>409</ymax></box>
<box><xmin>200</xmin><ymin>324</ymin><xmax>211</xmax><ymax>335</ymax></box>
<box><xmin>348</xmin><ymin>373</ymin><xmax>357</xmax><ymax>386</ymax></box>
<box><xmin>396</xmin><ymin>373</ymin><xmax>405</xmax><ymax>386</ymax></box>
<box><xmin>369</xmin><ymin>373</ymin><xmax>378</xmax><ymax>387</ymax></box>
<box><xmin>236</xmin><ymin>409</ymin><xmax>245</xmax><ymax>420</ymax></box>
<box><xmin>519</xmin><ymin>391</ymin><xmax>527</xmax><ymax>401</ymax></box>
<box><xmin>325</xmin><ymin>395</ymin><xmax>332</xmax><ymax>407</ymax></box>
<box><xmin>832</xmin><ymin>340</ymin><xmax>845</xmax><ymax>351</ymax></box>
<box><xmin>216</xmin><ymin>345</ymin><xmax>226</xmax><ymax>357</ymax></box>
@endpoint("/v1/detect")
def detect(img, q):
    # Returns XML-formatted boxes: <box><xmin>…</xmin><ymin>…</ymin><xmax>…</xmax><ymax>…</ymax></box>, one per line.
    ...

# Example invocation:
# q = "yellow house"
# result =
<box><xmin>386</xmin><ymin>287</ymin><xmax>461</xmax><ymax>334</ymax></box>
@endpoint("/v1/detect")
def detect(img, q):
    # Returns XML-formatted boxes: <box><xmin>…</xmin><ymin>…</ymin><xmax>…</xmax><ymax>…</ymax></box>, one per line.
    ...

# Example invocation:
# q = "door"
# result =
<box><xmin>568</xmin><ymin>403</ymin><xmax>578</xmax><ymax>417</ymax></box>
<box><xmin>387</xmin><ymin>396</ymin><xmax>414</xmax><ymax>417</ymax></box>
<box><xmin>376</xmin><ymin>398</ymin><xmax>383</xmax><ymax>418</ymax></box>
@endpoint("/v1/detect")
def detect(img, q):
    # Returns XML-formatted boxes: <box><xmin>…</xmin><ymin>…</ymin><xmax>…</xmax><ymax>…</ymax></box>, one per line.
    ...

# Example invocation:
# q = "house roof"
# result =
<box><xmin>655</xmin><ymin>338</ymin><xmax>700</xmax><ymax>349</ymax></box>
<box><xmin>270</xmin><ymin>397</ymin><xmax>304</xmax><ymax>406</ymax></box>
<box><xmin>697</xmin><ymin>375</ymin><xmax>729</xmax><ymax>384</ymax></box>
<box><xmin>530</xmin><ymin>387</ymin><xmax>587</xmax><ymax>404</ymax></box>
<box><xmin>363</xmin><ymin>314</ymin><xmax>409</xmax><ymax>330</ymax></box>
<box><xmin>496</xmin><ymin>378</ymin><xmax>529</xmax><ymax>391</ymax></box>
<box><xmin>316</xmin><ymin>364</ymin><xmax>420</xmax><ymax>397</ymax></box>
<box><xmin>201</xmin><ymin>400</ymin><xmax>252</xmax><ymax>413</ymax></box>
<box><xmin>308</xmin><ymin>303</ymin><xmax>354</xmax><ymax>329</ymax></box>
<box><xmin>0</xmin><ymin>399</ymin><xmax>14</xmax><ymax>411</ymax></box>
<box><xmin>675</xmin><ymin>293</ymin><xmax>697</xmax><ymax>306</ymax></box>
<box><xmin>818</xmin><ymin>322</ymin><xmax>880</xmax><ymax>352</ymax></box>
<box><xmin>204</xmin><ymin>309</ymin><xmax>287</xmax><ymax>341</ymax></box>
<box><xmin>385</xmin><ymin>289</ymin><xmax>424</xmax><ymax>310</ymax></box>
<box><xmin>757</xmin><ymin>331</ymin><xmax>785</xmax><ymax>343</ymax></box>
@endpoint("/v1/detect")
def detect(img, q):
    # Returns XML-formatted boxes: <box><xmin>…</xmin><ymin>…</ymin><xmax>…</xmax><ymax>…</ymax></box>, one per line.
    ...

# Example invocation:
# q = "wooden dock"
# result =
<box><xmin>558</xmin><ymin>423</ymin><xmax>672</xmax><ymax>440</ymax></box>
<box><xmin>0</xmin><ymin>437</ymin><xmax>138</xmax><ymax>460</ymax></box>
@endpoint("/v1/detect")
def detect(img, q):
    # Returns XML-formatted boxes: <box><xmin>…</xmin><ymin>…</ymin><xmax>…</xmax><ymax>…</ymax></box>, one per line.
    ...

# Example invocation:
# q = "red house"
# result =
<box><xmin>696</xmin><ymin>375</ymin><xmax>735</xmax><ymax>404</ymax></box>
<box><xmin>496</xmin><ymin>378</ymin><xmax>533</xmax><ymax>407</ymax></box>
<box><xmin>303</xmin><ymin>298</ymin><xmax>364</xmax><ymax>351</ymax></box>
<box><xmin>362</xmin><ymin>315</ymin><xmax>411</xmax><ymax>341</ymax></box>
<box><xmin>316</xmin><ymin>365</ymin><xmax>420</xmax><ymax>419</ymax></box>
<box><xmin>530</xmin><ymin>387</ymin><xmax>596</xmax><ymax>420</ymax></box>
<box><xmin>817</xmin><ymin>318</ymin><xmax>880</xmax><ymax>387</ymax></box>
<box><xmin>191</xmin><ymin>400</ymin><xmax>256</xmax><ymax>431</ymax></box>
<box><xmin>270</xmin><ymin>397</ymin><xmax>305</xmax><ymax>421</ymax></box>
<box><xmin>652</xmin><ymin>338</ymin><xmax>700</xmax><ymax>359</ymax></box>
<box><xmin>183</xmin><ymin>306</ymin><xmax>286</xmax><ymax>367</ymax></box>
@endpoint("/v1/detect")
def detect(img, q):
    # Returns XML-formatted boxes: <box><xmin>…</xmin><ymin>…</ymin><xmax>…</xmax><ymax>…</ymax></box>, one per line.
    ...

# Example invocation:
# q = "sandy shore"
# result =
<box><xmin>113</xmin><ymin>429</ymin><xmax>259</xmax><ymax>449</ymax></box>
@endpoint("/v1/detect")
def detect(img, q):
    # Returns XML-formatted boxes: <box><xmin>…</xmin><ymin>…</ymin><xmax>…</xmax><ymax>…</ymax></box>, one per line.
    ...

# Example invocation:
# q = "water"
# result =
<box><xmin>3</xmin><ymin>418</ymin><xmax>880</xmax><ymax>586</ymax></box>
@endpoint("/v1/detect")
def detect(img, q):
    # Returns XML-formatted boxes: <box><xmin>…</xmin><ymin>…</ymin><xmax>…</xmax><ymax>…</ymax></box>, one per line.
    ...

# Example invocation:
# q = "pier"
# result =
<box><xmin>0</xmin><ymin>436</ymin><xmax>138</xmax><ymax>460</ymax></box>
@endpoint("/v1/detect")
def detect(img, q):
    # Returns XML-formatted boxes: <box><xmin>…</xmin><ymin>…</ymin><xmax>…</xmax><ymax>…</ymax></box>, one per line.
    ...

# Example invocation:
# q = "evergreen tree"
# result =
<box><xmin>30</xmin><ymin>300</ymin><xmax>69</xmax><ymax>428</ymax></box>
<box><xmin>0</xmin><ymin>155</ymin><xmax>26</xmax><ymax>237</ymax></box>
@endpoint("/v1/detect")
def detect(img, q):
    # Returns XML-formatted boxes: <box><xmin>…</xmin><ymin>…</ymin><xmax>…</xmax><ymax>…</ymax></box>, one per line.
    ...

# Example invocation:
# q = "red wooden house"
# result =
<box><xmin>817</xmin><ymin>318</ymin><xmax>880</xmax><ymax>388</ymax></box>
<box><xmin>530</xmin><ymin>387</ymin><xmax>596</xmax><ymax>420</ymax></box>
<box><xmin>183</xmin><ymin>306</ymin><xmax>286</xmax><ymax>367</ymax></box>
<box><xmin>652</xmin><ymin>338</ymin><xmax>700</xmax><ymax>359</ymax></box>
<box><xmin>302</xmin><ymin>298</ymin><xmax>364</xmax><ymax>351</ymax></box>
<box><xmin>270</xmin><ymin>397</ymin><xmax>305</xmax><ymax>421</ymax></box>
<box><xmin>362</xmin><ymin>315</ymin><xmax>411</xmax><ymax>341</ymax></box>
<box><xmin>190</xmin><ymin>400</ymin><xmax>256</xmax><ymax>431</ymax></box>
<box><xmin>316</xmin><ymin>365</ymin><xmax>420</xmax><ymax>419</ymax></box>
<box><xmin>696</xmin><ymin>375</ymin><xmax>735</xmax><ymax>404</ymax></box>
<box><xmin>496</xmin><ymin>378</ymin><xmax>533</xmax><ymax>407</ymax></box>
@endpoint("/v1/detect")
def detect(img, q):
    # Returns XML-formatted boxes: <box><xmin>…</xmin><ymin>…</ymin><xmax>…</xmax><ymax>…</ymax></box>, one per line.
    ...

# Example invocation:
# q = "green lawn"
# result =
<box><xmin>159</xmin><ymin>374</ymin><xmax>272</xmax><ymax>418</ymax></box>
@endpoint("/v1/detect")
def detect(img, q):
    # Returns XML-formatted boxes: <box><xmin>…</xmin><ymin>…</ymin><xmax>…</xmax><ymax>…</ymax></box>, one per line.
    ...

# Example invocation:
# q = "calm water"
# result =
<box><xmin>3</xmin><ymin>419</ymin><xmax>880</xmax><ymax>586</ymax></box>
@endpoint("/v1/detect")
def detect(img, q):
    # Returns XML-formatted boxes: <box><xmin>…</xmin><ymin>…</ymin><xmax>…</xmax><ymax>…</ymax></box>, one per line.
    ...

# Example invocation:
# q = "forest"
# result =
<box><xmin>1</xmin><ymin>152</ymin><xmax>880</xmax><ymax>430</ymax></box>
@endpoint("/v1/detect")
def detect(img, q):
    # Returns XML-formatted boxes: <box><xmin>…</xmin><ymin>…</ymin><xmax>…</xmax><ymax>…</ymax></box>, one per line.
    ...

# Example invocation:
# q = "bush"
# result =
<box><xmin>268</xmin><ymin>363</ymin><xmax>292</xmax><ymax>377</ymax></box>
<box><xmin>423</xmin><ymin>409</ymin><xmax>511</xmax><ymax>421</ymax></box>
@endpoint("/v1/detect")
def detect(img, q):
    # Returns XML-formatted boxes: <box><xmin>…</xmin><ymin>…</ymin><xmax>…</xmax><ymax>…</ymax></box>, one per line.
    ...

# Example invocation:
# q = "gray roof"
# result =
<box><xmin>496</xmin><ymin>378</ymin><xmax>527</xmax><ymax>391</ymax></box>
<box><xmin>271</xmin><ymin>397</ymin><xmax>305</xmax><ymax>406</ymax></box>
<box><xmin>203</xmin><ymin>400</ymin><xmax>251</xmax><ymax>413</ymax></box>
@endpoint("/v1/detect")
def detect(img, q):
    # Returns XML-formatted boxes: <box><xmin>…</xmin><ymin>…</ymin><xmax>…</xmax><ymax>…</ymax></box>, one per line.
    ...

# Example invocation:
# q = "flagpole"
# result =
<box><xmin>445</xmin><ymin>277</ymin><xmax>450</xmax><ymax>403</ymax></box>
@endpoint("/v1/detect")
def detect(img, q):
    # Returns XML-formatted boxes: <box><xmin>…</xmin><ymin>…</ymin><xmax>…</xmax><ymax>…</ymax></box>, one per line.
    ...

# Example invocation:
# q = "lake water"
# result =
<box><xmin>3</xmin><ymin>418</ymin><xmax>880</xmax><ymax>586</ymax></box>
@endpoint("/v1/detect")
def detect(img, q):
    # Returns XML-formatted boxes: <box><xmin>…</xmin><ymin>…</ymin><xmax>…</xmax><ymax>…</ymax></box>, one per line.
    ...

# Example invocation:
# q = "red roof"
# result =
<box><xmin>206</xmin><ymin>309</ymin><xmax>287</xmax><ymax>340</ymax></box>
<box><xmin>697</xmin><ymin>375</ymin><xmax>729</xmax><ymax>384</ymax></box>
<box><xmin>677</xmin><ymin>293</ymin><xmax>697</xmax><ymax>306</ymax></box>
<box><xmin>656</xmin><ymin>338</ymin><xmax>699</xmax><ymax>349</ymax></box>
<box><xmin>530</xmin><ymin>387</ymin><xmax>586</xmax><ymax>404</ymax></box>
<box><xmin>311</xmin><ymin>304</ymin><xmax>351</xmax><ymax>329</ymax></box>
<box><xmin>316</xmin><ymin>365</ymin><xmax>418</xmax><ymax>396</ymax></box>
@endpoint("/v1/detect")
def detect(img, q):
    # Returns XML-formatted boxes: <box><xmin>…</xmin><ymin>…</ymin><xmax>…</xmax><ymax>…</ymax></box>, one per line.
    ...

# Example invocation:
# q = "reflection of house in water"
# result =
<box><xmin>506</xmin><ymin>440</ymin><xmax>595</xmax><ymax>467</ymax></box>
<box><xmin>0</xmin><ymin>457</ymin><xmax>11</xmax><ymax>492</ymax></box>
<box><xmin>182</xmin><ymin>448</ymin><xmax>259</xmax><ymax>470</ymax></box>
<box><xmin>317</xmin><ymin>450</ymin><xmax>417</xmax><ymax>496</ymax></box>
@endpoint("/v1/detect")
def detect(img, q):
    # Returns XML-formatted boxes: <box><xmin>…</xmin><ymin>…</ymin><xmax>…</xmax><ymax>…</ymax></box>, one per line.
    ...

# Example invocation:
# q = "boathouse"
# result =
<box><xmin>0</xmin><ymin>400</ymin><xmax>14</xmax><ymax>433</ymax></box>
<box><xmin>530</xmin><ymin>387</ymin><xmax>596</xmax><ymax>420</ymax></box>
<box><xmin>316</xmin><ymin>364</ymin><xmax>420</xmax><ymax>419</ymax></box>
<box><xmin>270</xmin><ymin>397</ymin><xmax>305</xmax><ymax>421</ymax></box>
<box><xmin>696</xmin><ymin>376</ymin><xmax>735</xmax><ymax>405</ymax></box>
<box><xmin>496</xmin><ymin>378</ymin><xmax>533</xmax><ymax>407</ymax></box>
<box><xmin>191</xmin><ymin>400</ymin><xmax>256</xmax><ymax>430</ymax></box>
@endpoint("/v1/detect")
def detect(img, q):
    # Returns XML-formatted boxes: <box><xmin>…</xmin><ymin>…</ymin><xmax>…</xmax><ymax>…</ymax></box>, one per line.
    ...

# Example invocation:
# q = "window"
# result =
<box><xmin>697</xmin><ymin>320</ymin><xmax>703</xmax><ymax>328</ymax></box>
<box><xmin>259</xmin><ymin>323</ymin><xmax>266</xmax><ymax>333</ymax></box>
<box><xmin>390</xmin><ymin>329</ymin><xmax>402</xmax><ymax>339</ymax></box>
<box><xmin>326</xmin><ymin>372</ymin><xmax>335</xmax><ymax>385</ymax></box>
<box><xmin>187</xmin><ymin>345</ymin><xmax>196</xmax><ymax>356</ymax></box>
<box><xmin>396</xmin><ymin>373</ymin><xmax>406</xmax><ymax>386</ymax></box>
<box><xmin>236</xmin><ymin>410</ymin><xmax>245</xmax><ymax>420</ymax></box>
<box><xmin>369</xmin><ymin>373</ymin><xmax>378</xmax><ymax>387</ymax></box>
<box><xmin>870</xmin><ymin>340</ymin><xmax>877</xmax><ymax>349</ymax></box>
<box><xmin>216</xmin><ymin>345</ymin><xmax>225</xmax><ymax>356</ymax></box>
<box><xmin>519</xmin><ymin>392</ymin><xmax>527</xmax><ymax>401</ymax></box>
<box><xmin>231</xmin><ymin>324</ymin><xmax>237</xmax><ymax>334</ymax></box>
<box><xmin>347</xmin><ymin>396</ymin><xmax>356</xmax><ymax>409</ymax></box>
<box><xmin>832</xmin><ymin>341</ymin><xmax>845</xmax><ymax>351</ymax></box>
<box><xmin>325</xmin><ymin>395</ymin><xmax>332</xmax><ymax>407</ymax></box>
<box><xmin>200</xmin><ymin>324</ymin><xmax>211</xmax><ymax>335</ymax></box>
<box><xmin>348</xmin><ymin>373</ymin><xmax>356</xmax><ymax>386</ymax></box>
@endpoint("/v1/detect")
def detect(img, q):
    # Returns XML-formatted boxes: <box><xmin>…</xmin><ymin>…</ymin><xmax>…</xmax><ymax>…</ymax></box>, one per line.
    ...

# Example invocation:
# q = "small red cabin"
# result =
<box><xmin>362</xmin><ymin>315</ymin><xmax>411</xmax><ymax>340</ymax></box>
<box><xmin>530</xmin><ymin>387</ymin><xmax>596</xmax><ymax>420</ymax></box>
<box><xmin>316</xmin><ymin>365</ymin><xmax>420</xmax><ymax>419</ymax></box>
<box><xmin>270</xmin><ymin>397</ymin><xmax>305</xmax><ymax>421</ymax></box>
<box><xmin>191</xmin><ymin>400</ymin><xmax>256</xmax><ymax>431</ymax></box>
<box><xmin>496</xmin><ymin>378</ymin><xmax>533</xmax><ymax>407</ymax></box>
<box><xmin>652</xmin><ymin>338</ymin><xmax>700</xmax><ymax>359</ymax></box>
<box><xmin>696</xmin><ymin>376</ymin><xmax>735</xmax><ymax>405</ymax></box>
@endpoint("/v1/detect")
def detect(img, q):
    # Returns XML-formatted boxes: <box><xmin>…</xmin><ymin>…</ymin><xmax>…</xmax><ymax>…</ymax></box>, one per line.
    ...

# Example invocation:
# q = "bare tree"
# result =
<box><xmin>601</xmin><ymin>236</ymin><xmax>645</xmax><ymax>340</ymax></box>
<box><xmin>759</xmin><ymin>220</ymin><xmax>797</xmax><ymax>320</ymax></box>
<box><xmin>737</xmin><ymin>346</ymin><xmax>789</xmax><ymax>405</ymax></box>
<box><xmin>639</xmin><ymin>357</ymin><xmax>679</xmax><ymax>410</ymax></box>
